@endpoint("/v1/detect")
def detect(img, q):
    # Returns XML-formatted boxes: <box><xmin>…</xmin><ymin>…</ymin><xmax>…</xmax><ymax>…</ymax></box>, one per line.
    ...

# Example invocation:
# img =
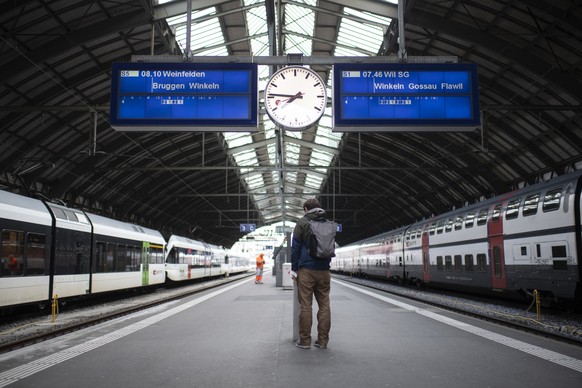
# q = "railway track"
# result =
<box><xmin>0</xmin><ymin>273</ymin><xmax>253</xmax><ymax>354</ymax></box>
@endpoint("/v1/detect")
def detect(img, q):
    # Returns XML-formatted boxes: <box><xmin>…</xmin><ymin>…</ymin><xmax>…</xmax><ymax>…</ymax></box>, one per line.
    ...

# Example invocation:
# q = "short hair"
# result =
<box><xmin>303</xmin><ymin>198</ymin><xmax>321</xmax><ymax>210</ymax></box>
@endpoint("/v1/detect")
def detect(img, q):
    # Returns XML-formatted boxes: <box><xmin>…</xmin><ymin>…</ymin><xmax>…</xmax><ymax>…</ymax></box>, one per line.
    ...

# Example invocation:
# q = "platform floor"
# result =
<box><xmin>1</xmin><ymin>272</ymin><xmax>582</xmax><ymax>388</ymax></box>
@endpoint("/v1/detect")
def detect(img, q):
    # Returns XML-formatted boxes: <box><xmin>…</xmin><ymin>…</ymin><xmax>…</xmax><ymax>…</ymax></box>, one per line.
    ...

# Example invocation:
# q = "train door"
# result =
<box><xmin>422</xmin><ymin>231</ymin><xmax>430</xmax><ymax>282</ymax></box>
<box><xmin>141</xmin><ymin>241</ymin><xmax>150</xmax><ymax>286</ymax></box>
<box><xmin>487</xmin><ymin>204</ymin><xmax>506</xmax><ymax>289</ymax></box>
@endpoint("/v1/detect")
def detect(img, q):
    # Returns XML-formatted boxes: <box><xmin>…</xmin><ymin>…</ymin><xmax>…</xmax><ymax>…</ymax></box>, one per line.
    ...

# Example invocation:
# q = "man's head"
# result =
<box><xmin>303</xmin><ymin>198</ymin><xmax>321</xmax><ymax>212</ymax></box>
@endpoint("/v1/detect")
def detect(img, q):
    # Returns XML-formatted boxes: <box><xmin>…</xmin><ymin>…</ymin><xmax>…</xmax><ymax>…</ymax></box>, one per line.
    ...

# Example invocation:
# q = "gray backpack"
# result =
<box><xmin>308</xmin><ymin>219</ymin><xmax>337</xmax><ymax>260</ymax></box>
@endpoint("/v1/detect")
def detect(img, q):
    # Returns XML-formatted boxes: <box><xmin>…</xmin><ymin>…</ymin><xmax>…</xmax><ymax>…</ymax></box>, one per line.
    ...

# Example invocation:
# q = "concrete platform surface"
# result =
<box><xmin>1</xmin><ymin>272</ymin><xmax>581</xmax><ymax>388</ymax></box>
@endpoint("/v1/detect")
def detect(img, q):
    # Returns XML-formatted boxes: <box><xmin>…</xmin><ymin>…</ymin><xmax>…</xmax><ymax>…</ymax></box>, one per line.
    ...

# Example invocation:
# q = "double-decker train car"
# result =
<box><xmin>0</xmin><ymin>190</ymin><xmax>166</xmax><ymax>311</ymax></box>
<box><xmin>332</xmin><ymin>171</ymin><xmax>582</xmax><ymax>309</ymax></box>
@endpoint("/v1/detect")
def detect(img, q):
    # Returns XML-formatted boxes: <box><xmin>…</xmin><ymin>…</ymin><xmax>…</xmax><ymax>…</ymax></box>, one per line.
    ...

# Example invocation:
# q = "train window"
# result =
<box><xmin>106</xmin><ymin>243</ymin><xmax>117</xmax><ymax>272</ymax></box>
<box><xmin>26</xmin><ymin>233</ymin><xmax>46</xmax><ymax>275</ymax></box>
<box><xmin>436</xmin><ymin>256</ymin><xmax>443</xmax><ymax>271</ymax></box>
<box><xmin>477</xmin><ymin>254</ymin><xmax>487</xmax><ymax>272</ymax></box>
<box><xmin>76</xmin><ymin>213</ymin><xmax>90</xmax><ymax>224</ymax></box>
<box><xmin>445</xmin><ymin>255</ymin><xmax>452</xmax><ymax>271</ymax></box>
<box><xmin>125</xmin><ymin>245</ymin><xmax>133</xmax><ymax>270</ymax></box>
<box><xmin>1</xmin><ymin>230</ymin><xmax>24</xmax><ymax>277</ymax></box>
<box><xmin>454</xmin><ymin>255</ymin><xmax>462</xmax><ymax>271</ymax></box>
<box><xmin>429</xmin><ymin>223</ymin><xmax>436</xmax><ymax>236</ymax></box>
<box><xmin>542</xmin><ymin>188</ymin><xmax>562</xmax><ymax>212</ymax></box>
<box><xmin>505</xmin><ymin>198</ymin><xmax>520</xmax><ymax>220</ymax></box>
<box><xmin>117</xmin><ymin>244</ymin><xmax>127</xmax><ymax>271</ymax></box>
<box><xmin>522</xmin><ymin>193</ymin><xmax>540</xmax><ymax>216</ymax></box>
<box><xmin>454</xmin><ymin>215</ymin><xmax>463</xmax><ymax>231</ymax></box>
<box><xmin>491</xmin><ymin>204</ymin><xmax>502</xmax><ymax>222</ymax></box>
<box><xmin>445</xmin><ymin>218</ymin><xmax>453</xmax><ymax>233</ymax></box>
<box><xmin>465</xmin><ymin>255</ymin><xmax>474</xmax><ymax>272</ymax></box>
<box><xmin>63</xmin><ymin>209</ymin><xmax>78</xmax><ymax>222</ymax></box>
<box><xmin>436</xmin><ymin>220</ymin><xmax>444</xmax><ymax>234</ymax></box>
<box><xmin>521</xmin><ymin>246</ymin><xmax>527</xmax><ymax>256</ymax></box>
<box><xmin>464</xmin><ymin>212</ymin><xmax>475</xmax><ymax>228</ymax></box>
<box><xmin>551</xmin><ymin>245</ymin><xmax>567</xmax><ymax>258</ymax></box>
<box><xmin>132</xmin><ymin>245</ymin><xmax>141</xmax><ymax>270</ymax></box>
<box><xmin>94</xmin><ymin>242</ymin><xmax>106</xmax><ymax>273</ymax></box>
<box><xmin>416</xmin><ymin>229</ymin><xmax>423</xmax><ymax>238</ymax></box>
<box><xmin>476</xmin><ymin>208</ymin><xmax>488</xmax><ymax>226</ymax></box>
<box><xmin>151</xmin><ymin>245</ymin><xmax>164</xmax><ymax>264</ymax></box>
<box><xmin>50</xmin><ymin>206</ymin><xmax>67</xmax><ymax>220</ymax></box>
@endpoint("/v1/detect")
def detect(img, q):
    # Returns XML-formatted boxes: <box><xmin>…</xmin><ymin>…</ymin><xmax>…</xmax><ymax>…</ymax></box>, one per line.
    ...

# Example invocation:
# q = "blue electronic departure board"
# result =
<box><xmin>332</xmin><ymin>63</ymin><xmax>480</xmax><ymax>132</ymax></box>
<box><xmin>110</xmin><ymin>62</ymin><xmax>258</xmax><ymax>131</ymax></box>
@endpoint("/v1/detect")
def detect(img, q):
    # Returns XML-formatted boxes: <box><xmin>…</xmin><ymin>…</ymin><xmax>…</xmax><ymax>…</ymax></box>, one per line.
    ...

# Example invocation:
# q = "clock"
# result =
<box><xmin>264</xmin><ymin>66</ymin><xmax>327</xmax><ymax>130</ymax></box>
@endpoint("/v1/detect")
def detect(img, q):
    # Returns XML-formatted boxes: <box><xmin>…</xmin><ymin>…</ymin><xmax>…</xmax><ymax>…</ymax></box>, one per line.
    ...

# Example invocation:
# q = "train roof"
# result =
<box><xmin>0</xmin><ymin>190</ymin><xmax>52</xmax><ymax>226</ymax></box>
<box><xmin>86</xmin><ymin>212</ymin><xmax>165</xmax><ymax>244</ymax></box>
<box><xmin>409</xmin><ymin>169</ymin><xmax>582</xmax><ymax>228</ymax></box>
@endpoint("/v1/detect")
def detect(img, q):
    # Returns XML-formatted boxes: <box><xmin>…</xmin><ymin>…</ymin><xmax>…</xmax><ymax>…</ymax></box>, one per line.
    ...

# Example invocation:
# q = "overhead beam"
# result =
<box><xmin>95</xmin><ymin>165</ymin><xmax>482</xmax><ymax>172</ymax></box>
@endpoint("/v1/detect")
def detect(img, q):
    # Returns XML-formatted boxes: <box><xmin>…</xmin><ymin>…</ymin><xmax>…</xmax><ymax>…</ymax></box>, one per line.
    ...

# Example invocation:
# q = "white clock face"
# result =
<box><xmin>264</xmin><ymin>66</ymin><xmax>327</xmax><ymax>130</ymax></box>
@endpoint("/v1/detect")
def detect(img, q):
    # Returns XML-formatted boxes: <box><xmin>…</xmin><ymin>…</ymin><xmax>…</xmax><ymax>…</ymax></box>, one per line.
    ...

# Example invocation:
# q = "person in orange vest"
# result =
<box><xmin>255</xmin><ymin>253</ymin><xmax>265</xmax><ymax>284</ymax></box>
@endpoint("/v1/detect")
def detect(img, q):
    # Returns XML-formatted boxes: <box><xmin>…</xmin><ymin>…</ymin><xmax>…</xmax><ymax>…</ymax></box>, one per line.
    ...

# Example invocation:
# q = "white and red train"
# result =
<box><xmin>0</xmin><ymin>190</ymin><xmax>252</xmax><ymax>312</ymax></box>
<box><xmin>332</xmin><ymin>170</ymin><xmax>582</xmax><ymax>309</ymax></box>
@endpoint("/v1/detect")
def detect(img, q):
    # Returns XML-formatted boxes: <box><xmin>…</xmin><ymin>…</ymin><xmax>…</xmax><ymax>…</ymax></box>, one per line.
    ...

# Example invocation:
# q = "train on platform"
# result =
<box><xmin>0</xmin><ymin>189</ymin><xmax>253</xmax><ymax>312</ymax></box>
<box><xmin>332</xmin><ymin>170</ymin><xmax>582</xmax><ymax>310</ymax></box>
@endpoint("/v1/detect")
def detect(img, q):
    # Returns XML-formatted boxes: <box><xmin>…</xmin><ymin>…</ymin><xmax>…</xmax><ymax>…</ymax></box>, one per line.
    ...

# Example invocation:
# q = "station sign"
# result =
<box><xmin>110</xmin><ymin>62</ymin><xmax>258</xmax><ymax>131</ymax></box>
<box><xmin>240</xmin><ymin>223</ymin><xmax>256</xmax><ymax>233</ymax></box>
<box><xmin>332</xmin><ymin>63</ymin><xmax>480</xmax><ymax>132</ymax></box>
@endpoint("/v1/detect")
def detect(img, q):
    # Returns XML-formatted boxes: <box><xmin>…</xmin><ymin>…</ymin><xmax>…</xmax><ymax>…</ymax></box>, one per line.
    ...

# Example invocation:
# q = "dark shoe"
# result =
<box><xmin>295</xmin><ymin>341</ymin><xmax>310</xmax><ymax>349</ymax></box>
<box><xmin>314</xmin><ymin>341</ymin><xmax>327</xmax><ymax>349</ymax></box>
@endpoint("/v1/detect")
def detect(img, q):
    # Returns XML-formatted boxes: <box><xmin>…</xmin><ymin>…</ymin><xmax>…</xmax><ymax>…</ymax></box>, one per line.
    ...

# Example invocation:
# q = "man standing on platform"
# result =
<box><xmin>290</xmin><ymin>198</ymin><xmax>332</xmax><ymax>349</ymax></box>
<box><xmin>255</xmin><ymin>252</ymin><xmax>265</xmax><ymax>284</ymax></box>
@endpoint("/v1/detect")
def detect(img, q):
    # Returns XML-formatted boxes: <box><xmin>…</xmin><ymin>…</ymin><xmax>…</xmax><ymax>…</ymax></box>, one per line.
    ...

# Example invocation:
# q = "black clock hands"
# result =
<box><xmin>284</xmin><ymin>91</ymin><xmax>304</xmax><ymax>104</ymax></box>
<box><xmin>269</xmin><ymin>91</ymin><xmax>305</xmax><ymax>108</ymax></box>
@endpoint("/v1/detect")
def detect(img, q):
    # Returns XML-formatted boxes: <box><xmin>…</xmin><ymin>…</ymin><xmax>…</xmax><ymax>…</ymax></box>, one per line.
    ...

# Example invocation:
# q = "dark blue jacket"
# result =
<box><xmin>291</xmin><ymin>207</ymin><xmax>331</xmax><ymax>272</ymax></box>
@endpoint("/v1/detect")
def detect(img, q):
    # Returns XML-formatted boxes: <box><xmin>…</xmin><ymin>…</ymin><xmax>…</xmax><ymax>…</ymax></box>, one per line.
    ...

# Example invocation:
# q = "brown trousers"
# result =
<box><xmin>297</xmin><ymin>268</ymin><xmax>331</xmax><ymax>346</ymax></box>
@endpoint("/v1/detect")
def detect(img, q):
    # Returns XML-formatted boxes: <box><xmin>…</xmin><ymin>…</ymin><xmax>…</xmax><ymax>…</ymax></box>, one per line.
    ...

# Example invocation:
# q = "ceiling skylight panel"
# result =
<box><xmin>337</xmin><ymin>24</ymin><xmax>379</xmax><ymax>55</ymax></box>
<box><xmin>285</xmin><ymin>35</ymin><xmax>312</xmax><ymax>55</ymax></box>
<box><xmin>333</xmin><ymin>42</ymin><xmax>374</xmax><ymax>57</ymax></box>
<box><xmin>285</xmin><ymin>3</ymin><xmax>315</xmax><ymax>36</ymax></box>
<box><xmin>286</xmin><ymin>171</ymin><xmax>298</xmax><ymax>180</ymax></box>
<box><xmin>344</xmin><ymin>6</ymin><xmax>392</xmax><ymax>25</ymax></box>
<box><xmin>245</xmin><ymin>2</ymin><xmax>269</xmax><ymax>56</ymax></box>
<box><xmin>246</xmin><ymin>175</ymin><xmax>264</xmax><ymax>188</ymax></box>
<box><xmin>233</xmin><ymin>153</ymin><xmax>259</xmax><ymax>167</ymax></box>
<box><xmin>284</xmin><ymin>141</ymin><xmax>300</xmax><ymax>157</ymax></box>
<box><xmin>267</xmin><ymin>143</ymin><xmax>277</xmax><ymax>165</ymax></box>
<box><xmin>245</xmin><ymin>2</ymin><xmax>266</xmax><ymax>35</ymax></box>
<box><xmin>223</xmin><ymin>132</ymin><xmax>253</xmax><ymax>148</ymax></box>
<box><xmin>305</xmin><ymin>176</ymin><xmax>323</xmax><ymax>189</ymax></box>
